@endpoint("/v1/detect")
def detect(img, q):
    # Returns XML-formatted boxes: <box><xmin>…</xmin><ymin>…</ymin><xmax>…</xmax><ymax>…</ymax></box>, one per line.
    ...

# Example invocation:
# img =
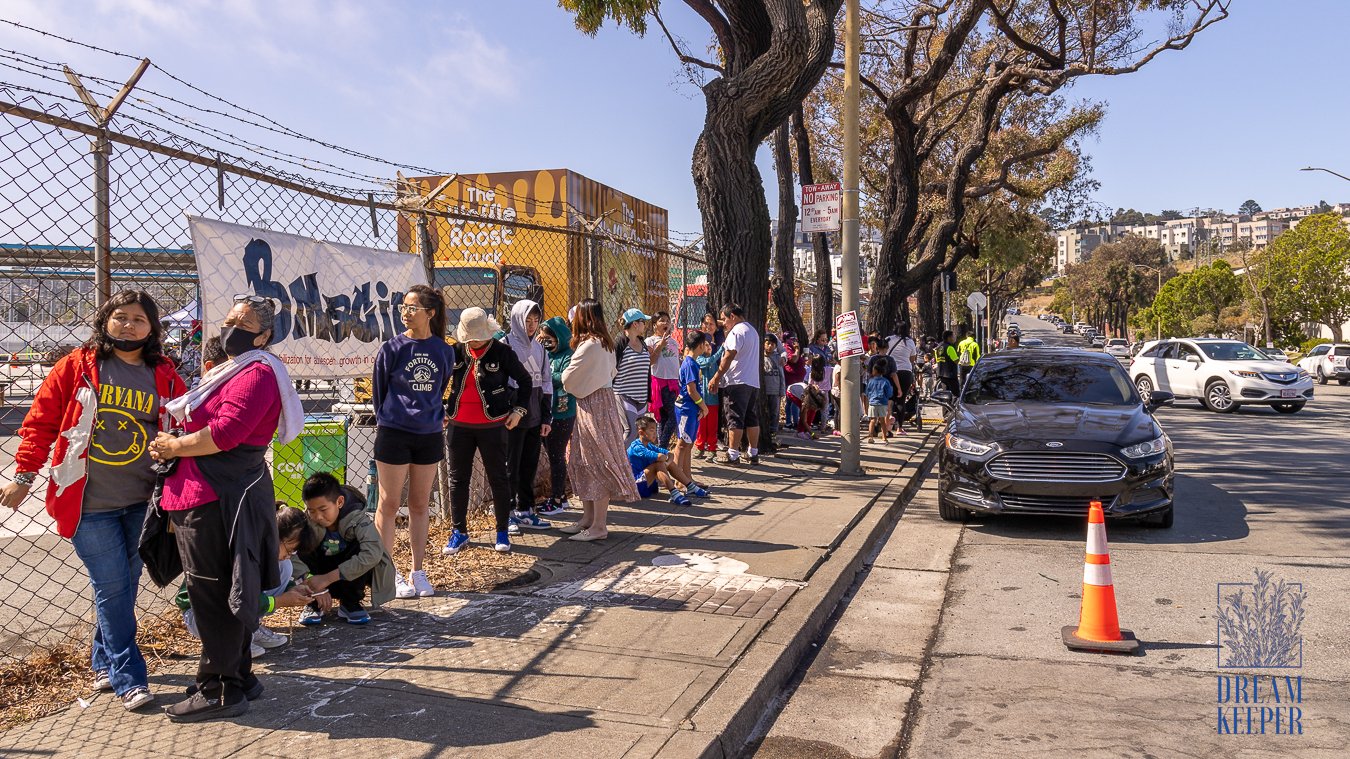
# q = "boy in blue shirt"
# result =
<box><xmin>628</xmin><ymin>416</ymin><xmax>710</xmax><ymax>506</ymax></box>
<box><xmin>675</xmin><ymin>331</ymin><xmax>710</xmax><ymax>478</ymax></box>
<box><xmin>865</xmin><ymin>362</ymin><xmax>895</xmax><ymax>444</ymax></box>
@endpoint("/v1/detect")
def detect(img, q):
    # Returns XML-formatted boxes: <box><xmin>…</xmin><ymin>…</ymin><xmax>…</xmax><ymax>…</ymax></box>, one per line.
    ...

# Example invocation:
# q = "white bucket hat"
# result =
<box><xmin>456</xmin><ymin>307</ymin><xmax>501</xmax><ymax>344</ymax></box>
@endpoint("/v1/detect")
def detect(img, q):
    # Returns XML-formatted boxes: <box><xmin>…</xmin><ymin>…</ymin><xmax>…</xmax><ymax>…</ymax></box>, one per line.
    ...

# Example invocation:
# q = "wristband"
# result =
<box><xmin>265</xmin><ymin>595</ymin><xmax>276</xmax><ymax>615</ymax></box>
<box><xmin>13</xmin><ymin>472</ymin><xmax>37</xmax><ymax>486</ymax></box>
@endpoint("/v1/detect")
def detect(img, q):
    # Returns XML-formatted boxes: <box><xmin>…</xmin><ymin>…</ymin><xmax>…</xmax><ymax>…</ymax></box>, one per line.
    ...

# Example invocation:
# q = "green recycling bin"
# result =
<box><xmin>272</xmin><ymin>414</ymin><xmax>348</xmax><ymax>506</ymax></box>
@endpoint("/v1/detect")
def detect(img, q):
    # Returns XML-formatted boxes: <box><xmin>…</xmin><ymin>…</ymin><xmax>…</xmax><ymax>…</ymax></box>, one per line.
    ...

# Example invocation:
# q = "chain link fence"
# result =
<box><xmin>0</xmin><ymin>84</ymin><xmax>710</xmax><ymax>667</ymax></box>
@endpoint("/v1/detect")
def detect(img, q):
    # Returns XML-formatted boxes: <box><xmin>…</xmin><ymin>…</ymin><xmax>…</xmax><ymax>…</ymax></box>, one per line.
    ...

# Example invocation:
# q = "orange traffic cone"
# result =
<box><xmin>1062</xmin><ymin>501</ymin><xmax>1141</xmax><ymax>654</ymax></box>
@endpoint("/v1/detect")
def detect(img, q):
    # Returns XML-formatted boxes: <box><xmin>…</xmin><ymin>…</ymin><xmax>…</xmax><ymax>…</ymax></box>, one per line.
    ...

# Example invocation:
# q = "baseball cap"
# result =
<box><xmin>622</xmin><ymin>308</ymin><xmax>651</xmax><ymax>326</ymax></box>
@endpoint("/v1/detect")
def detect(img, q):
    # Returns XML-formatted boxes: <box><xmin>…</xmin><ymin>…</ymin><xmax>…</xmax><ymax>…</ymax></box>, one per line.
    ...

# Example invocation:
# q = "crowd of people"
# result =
<box><xmin>0</xmin><ymin>284</ymin><xmax>980</xmax><ymax>724</ymax></box>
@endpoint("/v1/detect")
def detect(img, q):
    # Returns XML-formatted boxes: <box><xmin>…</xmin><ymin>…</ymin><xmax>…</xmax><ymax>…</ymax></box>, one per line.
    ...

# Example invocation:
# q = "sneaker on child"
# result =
<box><xmin>537</xmin><ymin>499</ymin><xmax>568</xmax><ymax>516</ymax></box>
<box><xmin>299</xmin><ymin>605</ymin><xmax>324</xmax><ymax>626</ymax></box>
<box><xmin>669</xmin><ymin>491</ymin><xmax>691</xmax><ymax>506</ymax></box>
<box><xmin>443</xmin><ymin>529</ymin><xmax>470</xmax><ymax>555</ymax></box>
<box><xmin>337</xmin><ymin>602</ymin><xmax>370</xmax><ymax>625</ymax></box>
<box><xmin>252</xmin><ymin>625</ymin><xmax>288</xmax><ymax>649</ymax></box>
<box><xmin>495</xmin><ymin>531</ymin><xmax>511</xmax><ymax>553</ymax></box>
<box><xmin>250</xmin><ymin>642</ymin><xmax>266</xmax><ymax>658</ymax></box>
<box><xmin>511</xmin><ymin>510</ymin><xmax>553</xmax><ymax>530</ymax></box>
<box><xmin>409</xmin><ymin>569</ymin><xmax>435</xmax><ymax>597</ymax></box>
<box><xmin>394</xmin><ymin>573</ymin><xmax>416</xmax><ymax>599</ymax></box>
<box><xmin>94</xmin><ymin>672</ymin><xmax>113</xmax><ymax>692</ymax></box>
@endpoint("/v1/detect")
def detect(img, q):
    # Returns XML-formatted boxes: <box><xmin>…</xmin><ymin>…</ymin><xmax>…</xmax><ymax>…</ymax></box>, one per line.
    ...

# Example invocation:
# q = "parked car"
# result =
<box><xmin>1037</xmin><ymin>313</ymin><xmax>1048</xmax><ymax>320</ymax></box>
<box><xmin>1105</xmin><ymin>338</ymin><xmax>1131</xmax><ymax>359</ymax></box>
<box><xmin>1061</xmin><ymin>323</ymin><xmax>1075</xmax><ymax>334</ymax></box>
<box><xmin>1130</xmin><ymin>338</ymin><xmax>1314</xmax><ymax>414</ymax></box>
<box><xmin>1007</xmin><ymin>306</ymin><xmax>1021</xmax><ymax>315</ymax></box>
<box><xmin>1020</xmin><ymin>337</ymin><xmax>1045</xmax><ymax>347</ymax></box>
<box><xmin>1091</xmin><ymin>335</ymin><xmax>1107</xmax><ymax>348</ymax></box>
<box><xmin>1296</xmin><ymin>343</ymin><xmax>1350</xmax><ymax>385</ymax></box>
<box><xmin>934</xmin><ymin>348</ymin><xmax>1175</xmax><ymax>526</ymax></box>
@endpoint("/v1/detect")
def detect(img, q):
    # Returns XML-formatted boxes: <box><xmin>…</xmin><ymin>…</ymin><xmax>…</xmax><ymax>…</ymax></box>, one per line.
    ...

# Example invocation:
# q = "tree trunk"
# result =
<box><xmin>918</xmin><ymin>277</ymin><xmax>944</xmax><ymax>339</ymax></box>
<box><xmin>690</xmin><ymin>0</ymin><xmax>844</xmax><ymax>340</ymax></box>
<box><xmin>868</xmin><ymin>112</ymin><xmax>921</xmax><ymax>336</ymax></box>
<box><xmin>791</xmin><ymin>106</ymin><xmax>833</xmax><ymax>336</ymax></box>
<box><xmin>771</xmin><ymin>121</ymin><xmax>807</xmax><ymax>343</ymax></box>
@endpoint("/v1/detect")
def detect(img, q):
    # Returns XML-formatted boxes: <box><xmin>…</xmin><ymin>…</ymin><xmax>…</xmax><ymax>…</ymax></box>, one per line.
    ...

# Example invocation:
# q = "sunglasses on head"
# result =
<box><xmin>233</xmin><ymin>294</ymin><xmax>270</xmax><ymax>306</ymax></box>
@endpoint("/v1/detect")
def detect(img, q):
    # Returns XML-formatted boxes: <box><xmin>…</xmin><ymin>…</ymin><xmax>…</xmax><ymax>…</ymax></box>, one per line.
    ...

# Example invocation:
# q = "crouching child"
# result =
<box><xmin>178</xmin><ymin>503</ymin><xmax>317</xmax><ymax>660</ymax></box>
<box><xmin>296</xmin><ymin>472</ymin><xmax>397</xmax><ymax>625</ymax></box>
<box><xmin>627</xmin><ymin>415</ymin><xmax>710</xmax><ymax>506</ymax></box>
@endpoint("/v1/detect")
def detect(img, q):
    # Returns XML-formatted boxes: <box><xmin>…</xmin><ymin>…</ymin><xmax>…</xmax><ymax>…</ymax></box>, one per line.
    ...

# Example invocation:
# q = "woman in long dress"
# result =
<box><xmin>559</xmin><ymin>299</ymin><xmax>639</xmax><ymax>541</ymax></box>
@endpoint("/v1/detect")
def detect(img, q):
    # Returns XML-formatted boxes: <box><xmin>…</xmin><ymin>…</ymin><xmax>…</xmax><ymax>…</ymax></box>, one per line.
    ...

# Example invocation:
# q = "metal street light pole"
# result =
<box><xmin>1300</xmin><ymin>166</ymin><xmax>1350</xmax><ymax>183</ymax></box>
<box><xmin>1135</xmin><ymin>263</ymin><xmax>1163</xmax><ymax>340</ymax></box>
<box><xmin>838</xmin><ymin>0</ymin><xmax>862</xmax><ymax>476</ymax></box>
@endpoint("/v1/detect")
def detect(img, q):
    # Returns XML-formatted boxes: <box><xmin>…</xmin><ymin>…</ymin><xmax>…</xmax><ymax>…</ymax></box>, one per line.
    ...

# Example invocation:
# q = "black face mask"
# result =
<box><xmin>110</xmin><ymin>336</ymin><xmax>149</xmax><ymax>352</ymax></box>
<box><xmin>221</xmin><ymin>325</ymin><xmax>264</xmax><ymax>357</ymax></box>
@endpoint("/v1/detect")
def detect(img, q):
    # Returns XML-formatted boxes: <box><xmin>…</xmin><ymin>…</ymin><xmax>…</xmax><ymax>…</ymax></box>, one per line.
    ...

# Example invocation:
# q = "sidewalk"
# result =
<box><xmin>0</xmin><ymin>429</ymin><xmax>939</xmax><ymax>759</ymax></box>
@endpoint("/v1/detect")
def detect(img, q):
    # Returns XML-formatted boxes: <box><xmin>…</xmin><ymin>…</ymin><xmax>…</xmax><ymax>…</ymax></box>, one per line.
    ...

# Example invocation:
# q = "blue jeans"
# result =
<box><xmin>784</xmin><ymin>399</ymin><xmax>800</xmax><ymax>429</ymax></box>
<box><xmin>69</xmin><ymin>503</ymin><xmax>149</xmax><ymax>696</ymax></box>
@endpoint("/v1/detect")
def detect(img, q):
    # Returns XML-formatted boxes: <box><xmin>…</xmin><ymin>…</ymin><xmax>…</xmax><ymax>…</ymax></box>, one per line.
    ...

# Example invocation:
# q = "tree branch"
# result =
<box><xmin>682</xmin><ymin>0</ymin><xmax>733</xmax><ymax>55</ymax></box>
<box><xmin>827</xmin><ymin>61</ymin><xmax>889</xmax><ymax>102</ymax></box>
<box><xmin>653</xmin><ymin>5</ymin><xmax>725</xmax><ymax>75</ymax></box>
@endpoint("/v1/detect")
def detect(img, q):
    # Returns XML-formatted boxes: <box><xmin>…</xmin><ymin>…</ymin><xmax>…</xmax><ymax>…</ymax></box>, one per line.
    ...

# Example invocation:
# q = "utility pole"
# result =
<box><xmin>838</xmin><ymin>0</ymin><xmax>862</xmax><ymax>476</ymax></box>
<box><xmin>62</xmin><ymin>58</ymin><xmax>150</xmax><ymax>309</ymax></box>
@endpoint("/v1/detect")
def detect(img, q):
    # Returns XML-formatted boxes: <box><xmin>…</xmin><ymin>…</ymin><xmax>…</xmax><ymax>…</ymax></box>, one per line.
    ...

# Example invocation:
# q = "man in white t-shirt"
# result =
<box><xmin>709</xmin><ymin>303</ymin><xmax>762</xmax><ymax>465</ymax></box>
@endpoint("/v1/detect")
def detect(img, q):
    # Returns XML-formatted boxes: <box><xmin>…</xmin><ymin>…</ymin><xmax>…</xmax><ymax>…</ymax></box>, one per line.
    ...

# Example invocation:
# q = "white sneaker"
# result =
<box><xmin>250</xmin><ymin>643</ymin><xmax>266</xmax><ymax>659</ymax></box>
<box><xmin>252</xmin><ymin>625</ymin><xmax>288</xmax><ymax>649</ymax></box>
<box><xmin>93</xmin><ymin>672</ymin><xmax>113</xmax><ymax>692</ymax></box>
<box><xmin>395</xmin><ymin>573</ymin><xmax>416</xmax><ymax>599</ymax></box>
<box><xmin>409</xmin><ymin>570</ymin><xmax>435</xmax><ymax>597</ymax></box>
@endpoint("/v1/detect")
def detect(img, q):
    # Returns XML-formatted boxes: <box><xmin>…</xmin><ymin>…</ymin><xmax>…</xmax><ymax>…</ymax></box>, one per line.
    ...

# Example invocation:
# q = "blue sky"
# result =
<box><xmin>1</xmin><ymin>0</ymin><xmax>1347</xmax><ymax>238</ymax></box>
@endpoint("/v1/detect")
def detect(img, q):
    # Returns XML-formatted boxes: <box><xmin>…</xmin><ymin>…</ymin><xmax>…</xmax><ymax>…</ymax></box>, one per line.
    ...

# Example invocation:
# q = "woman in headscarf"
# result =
<box><xmin>148</xmin><ymin>294</ymin><xmax>303</xmax><ymax>722</ymax></box>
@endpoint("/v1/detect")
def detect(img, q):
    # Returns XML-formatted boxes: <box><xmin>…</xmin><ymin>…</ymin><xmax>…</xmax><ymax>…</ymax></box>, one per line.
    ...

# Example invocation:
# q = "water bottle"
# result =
<box><xmin>365</xmin><ymin>459</ymin><xmax>378</xmax><ymax>513</ymax></box>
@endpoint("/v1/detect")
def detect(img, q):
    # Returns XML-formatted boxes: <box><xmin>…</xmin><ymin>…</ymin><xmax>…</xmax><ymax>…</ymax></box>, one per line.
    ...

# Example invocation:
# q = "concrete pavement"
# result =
<box><xmin>0</xmin><ymin>427</ymin><xmax>939</xmax><ymax>758</ymax></box>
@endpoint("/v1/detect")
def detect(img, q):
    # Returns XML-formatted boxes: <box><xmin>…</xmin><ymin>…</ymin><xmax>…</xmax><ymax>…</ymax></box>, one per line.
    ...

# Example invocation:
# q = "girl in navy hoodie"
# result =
<box><xmin>371</xmin><ymin>284</ymin><xmax>454</xmax><ymax>600</ymax></box>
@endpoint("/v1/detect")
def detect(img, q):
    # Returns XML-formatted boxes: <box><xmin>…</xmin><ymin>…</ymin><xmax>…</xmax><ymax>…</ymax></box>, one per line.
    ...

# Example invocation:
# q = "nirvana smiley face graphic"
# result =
<box><xmin>90</xmin><ymin>408</ymin><xmax>149</xmax><ymax>466</ymax></box>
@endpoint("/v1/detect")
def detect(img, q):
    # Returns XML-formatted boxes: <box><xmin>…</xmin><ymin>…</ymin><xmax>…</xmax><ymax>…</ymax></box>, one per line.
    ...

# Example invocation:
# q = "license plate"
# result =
<box><xmin>1280</xmin><ymin>389</ymin><xmax>1297</xmax><ymax>398</ymax></box>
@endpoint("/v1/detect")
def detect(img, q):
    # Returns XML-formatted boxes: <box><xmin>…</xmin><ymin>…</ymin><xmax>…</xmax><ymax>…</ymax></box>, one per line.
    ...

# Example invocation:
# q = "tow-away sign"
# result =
<box><xmin>801</xmin><ymin>182</ymin><xmax>842</xmax><ymax>233</ymax></box>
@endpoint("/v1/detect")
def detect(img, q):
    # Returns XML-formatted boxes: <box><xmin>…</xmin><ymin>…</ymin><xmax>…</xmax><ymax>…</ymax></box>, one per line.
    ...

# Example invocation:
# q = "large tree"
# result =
<box><xmin>1263</xmin><ymin>213</ymin><xmax>1350</xmax><ymax>342</ymax></box>
<box><xmin>561</xmin><ymin>0</ymin><xmax>844</xmax><ymax>333</ymax></box>
<box><xmin>818</xmin><ymin>0</ymin><xmax>1228</xmax><ymax>336</ymax></box>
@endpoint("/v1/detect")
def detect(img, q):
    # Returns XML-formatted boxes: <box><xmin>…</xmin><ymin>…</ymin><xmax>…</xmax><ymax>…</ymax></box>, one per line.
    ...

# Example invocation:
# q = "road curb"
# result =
<box><xmin>665</xmin><ymin>429</ymin><xmax>942</xmax><ymax>758</ymax></box>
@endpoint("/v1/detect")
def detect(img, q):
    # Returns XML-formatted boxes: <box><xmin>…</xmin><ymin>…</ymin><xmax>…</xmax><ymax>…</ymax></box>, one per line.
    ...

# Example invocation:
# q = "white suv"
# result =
<box><xmin>1296</xmin><ymin>343</ymin><xmax>1350</xmax><ymax>386</ymax></box>
<box><xmin>1130</xmin><ymin>338</ymin><xmax>1313</xmax><ymax>414</ymax></box>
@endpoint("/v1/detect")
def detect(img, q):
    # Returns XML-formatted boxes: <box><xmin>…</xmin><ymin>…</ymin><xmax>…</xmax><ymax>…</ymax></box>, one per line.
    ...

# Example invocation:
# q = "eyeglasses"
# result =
<box><xmin>398</xmin><ymin>305</ymin><xmax>428</xmax><ymax>315</ymax></box>
<box><xmin>233</xmin><ymin>294</ymin><xmax>269</xmax><ymax>306</ymax></box>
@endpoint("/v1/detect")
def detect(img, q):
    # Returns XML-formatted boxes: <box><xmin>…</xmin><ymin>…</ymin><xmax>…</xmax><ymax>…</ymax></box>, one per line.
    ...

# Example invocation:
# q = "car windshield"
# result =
<box><xmin>962</xmin><ymin>359</ymin><xmax>1136</xmax><ymax>406</ymax></box>
<box><xmin>1108</xmin><ymin>339</ymin><xmax>1127</xmax><ymax>346</ymax></box>
<box><xmin>1197</xmin><ymin>341</ymin><xmax>1267</xmax><ymax>361</ymax></box>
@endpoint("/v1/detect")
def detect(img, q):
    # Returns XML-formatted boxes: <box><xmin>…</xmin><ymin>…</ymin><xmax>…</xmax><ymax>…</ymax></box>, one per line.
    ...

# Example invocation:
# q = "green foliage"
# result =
<box><xmin>1261</xmin><ymin>213</ymin><xmax>1350</xmax><ymax>340</ymax></box>
<box><xmin>1060</xmin><ymin>236</ymin><xmax>1170</xmax><ymax>336</ymax></box>
<box><xmin>1301</xmin><ymin>337</ymin><xmax>1331</xmax><ymax>353</ymax></box>
<box><xmin>1239</xmin><ymin>199</ymin><xmax>1262</xmax><ymax>216</ymax></box>
<box><xmin>1133</xmin><ymin>260</ymin><xmax>1243</xmax><ymax>338</ymax></box>
<box><xmin>558</xmin><ymin>0</ymin><xmax>651</xmax><ymax>36</ymax></box>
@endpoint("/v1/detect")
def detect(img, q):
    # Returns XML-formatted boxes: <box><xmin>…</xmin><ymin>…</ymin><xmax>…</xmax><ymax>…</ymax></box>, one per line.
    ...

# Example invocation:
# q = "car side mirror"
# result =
<box><xmin>1145</xmin><ymin>390</ymin><xmax>1175</xmax><ymax>412</ymax></box>
<box><xmin>1185</xmin><ymin>354</ymin><xmax>1202</xmax><ymax>366</ymax></box>
<box><xmin>931</xmin><ymin>389</ymin><xmax>955</xmax><ymax>409</ymax></box>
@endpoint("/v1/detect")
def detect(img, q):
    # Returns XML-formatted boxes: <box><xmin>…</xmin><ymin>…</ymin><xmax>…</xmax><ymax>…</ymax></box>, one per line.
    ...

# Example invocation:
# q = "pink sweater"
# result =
<box><xmin>161</xmin><ymin>363</ymin><xmax>282</xmax><ymax>511</ymax></box>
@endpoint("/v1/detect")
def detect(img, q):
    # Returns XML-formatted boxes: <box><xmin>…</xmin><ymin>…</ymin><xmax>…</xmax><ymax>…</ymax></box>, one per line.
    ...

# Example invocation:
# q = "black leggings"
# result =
<box><xmin>448</xmin><ymin>424</ymin><xmax>512</xmax><ymax>533</ymax></box>
<box><xmin>545</xmin><ymin>416</ymin><xmax>575</xmax><ymax>501</ymax></box>
<box><xmin>656</xmin><ymin>383</ymin><xmax>678</xmax><ymax>447</ymax></box>
<box><xmin>506</xmin><ymin>422</ymin><xmax>543</xmax><ymax>513</ymax></box>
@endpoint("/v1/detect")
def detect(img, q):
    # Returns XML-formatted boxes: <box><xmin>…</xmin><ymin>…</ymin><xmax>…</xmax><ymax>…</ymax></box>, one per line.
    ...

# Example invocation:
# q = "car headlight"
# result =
<box><xmin>1297</xmin><ymin>369</ymin><xmax>1310</xmax><ymax>378</ymax></box>
<box><xmin>1121</xmin><ymin>435</ymin><xmax>1167</xmax><ymax>459</ymax></box>
<box><xmin>945</xmin><ymin>434</ymin><xmax>996</xmax><ymax>457</ymax></box>
<box><xmin>1229</xmin><ymin>370</ymin><xmax>1262</xmax><ymax>378</ymax></box>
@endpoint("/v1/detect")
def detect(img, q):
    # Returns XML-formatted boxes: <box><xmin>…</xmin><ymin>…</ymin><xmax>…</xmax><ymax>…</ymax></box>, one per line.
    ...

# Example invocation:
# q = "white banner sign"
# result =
<box><xmin>189</xmin><ymin>216</ymin><xmax>427</xmax><ymax>378</ymax></box>
<box><xmin>801</xmin><ymin>182</ymin><xmax>842</xmax><ymax>233</ymax></box>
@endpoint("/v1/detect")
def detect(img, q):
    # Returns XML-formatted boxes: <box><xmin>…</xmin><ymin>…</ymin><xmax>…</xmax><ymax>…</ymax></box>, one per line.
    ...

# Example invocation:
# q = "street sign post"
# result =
<box><xmin>967</xmin><ymin>291</ymin><xmax>987</xmax><ymax>355</ymax></box>
<box><xmin>802</xmin><ymin>182</ymin><xmax>842</xmax><ymax>233</ymax></box>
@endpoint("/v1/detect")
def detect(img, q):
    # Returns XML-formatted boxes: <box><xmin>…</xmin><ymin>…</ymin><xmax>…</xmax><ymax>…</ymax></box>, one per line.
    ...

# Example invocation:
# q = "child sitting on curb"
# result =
<box><xmin>627</xmin><ymin>416</ymin><xmax>710</xmax><ymax>506</ymax></box>
<box><xmin>296</xmin><ymin>472</ymin><xmax>397</xmax><ymax>626</ymax></box>
<box><xmin>178</xmin><ymin>503</ymin><xmax>316</xmax><ymax>658</ymax></box>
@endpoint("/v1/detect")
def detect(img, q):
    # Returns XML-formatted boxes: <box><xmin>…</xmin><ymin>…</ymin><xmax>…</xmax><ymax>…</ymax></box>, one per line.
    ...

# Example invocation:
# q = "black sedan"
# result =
<box><xmin>934</xmin><ymin>348</ymin><xmax>1176</xmax><ymax>527</ymax></box>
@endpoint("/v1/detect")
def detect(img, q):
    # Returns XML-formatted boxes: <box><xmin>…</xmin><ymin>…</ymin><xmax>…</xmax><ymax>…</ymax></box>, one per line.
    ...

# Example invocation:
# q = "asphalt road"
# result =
<box><xmin>751</xmin><ymin>315</ymin><xmax>1350</xmax><ymax>757</ymax></box>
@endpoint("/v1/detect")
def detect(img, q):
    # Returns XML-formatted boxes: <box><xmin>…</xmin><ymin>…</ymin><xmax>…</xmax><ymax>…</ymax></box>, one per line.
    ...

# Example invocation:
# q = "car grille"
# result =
<box><xmin>1000</xmin><ymin>493</ymin><xmax>1117</xmax><ymax>514</ymax></box>
<box><xmin>1261</xmin><ymin>371</ymin><xmax>1299</xmax><ymax>384</ymax></box>
<box><xmin>986</xmin><ymin>452</ymin><xmax>1126</xmax><ymax>483</ymax></box>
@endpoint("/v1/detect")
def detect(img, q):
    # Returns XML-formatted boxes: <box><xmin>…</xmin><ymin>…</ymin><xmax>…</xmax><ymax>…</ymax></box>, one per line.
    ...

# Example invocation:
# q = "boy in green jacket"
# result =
<box><xmin>537</xmin><ymin>315</ymin><xmax>576</xmax><ymax>516</ymax></box>
<box><xmin>296</xmin><ymin>472</ymin><xmax>397</xmax><ymax>625</ymax></box>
